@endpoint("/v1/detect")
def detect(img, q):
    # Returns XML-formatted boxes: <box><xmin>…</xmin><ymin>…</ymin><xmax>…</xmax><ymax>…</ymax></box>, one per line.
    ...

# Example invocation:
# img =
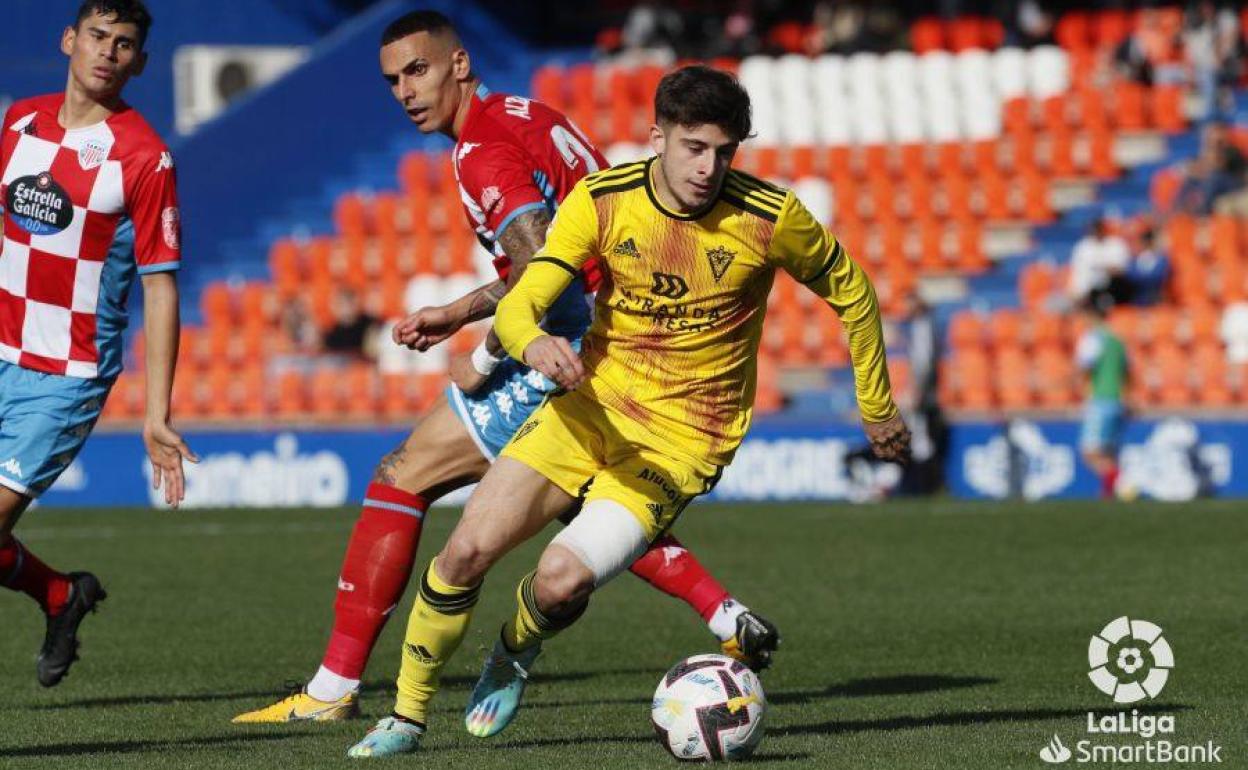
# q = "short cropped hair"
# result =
<box><xmin>381</xmin><ymin>10</ymin><xmax>459</xmax><ymax>47</ymax></box>
<box><xmin>654</xmin><ymin>65</ymin><xmax>752</xmax><ymax>143</ymax></box>
<box><xmin>75</xmin><ymin>0</ymin><xmax>152</xmax><ymax>49</ymax></box>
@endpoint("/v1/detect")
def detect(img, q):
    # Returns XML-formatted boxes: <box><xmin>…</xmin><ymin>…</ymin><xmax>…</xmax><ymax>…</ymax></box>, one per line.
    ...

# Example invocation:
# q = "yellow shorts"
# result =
<box><xmin>500</xmin><ymin>388</ymin><xmax>723</xmax><ymax>541</ymax></box>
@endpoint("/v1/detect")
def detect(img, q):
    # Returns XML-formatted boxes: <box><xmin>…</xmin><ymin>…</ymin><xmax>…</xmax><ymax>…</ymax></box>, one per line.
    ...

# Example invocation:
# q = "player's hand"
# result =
<box><xmin>142</xmin><ymin>420</ymin><xmax>199</xmax><ymax>508</ymax></box>
<box><xmin>523</xmin><ymin>335</ymin><xmax>585</xmax><ymax>390</ymax></box>
<box><xmin>448</xmin><ymin>351</ymin><xmax>490</xmax><ymax>394</ymax></box>
<box><xmin>392</xmin><ymin>305</ymin><xmax>464</xmax><ymax>352</ymax></box>
<box><xmin>864</xmin><ymin>413</ymin><xmax>911</xmax><ymax>463</ymax></box>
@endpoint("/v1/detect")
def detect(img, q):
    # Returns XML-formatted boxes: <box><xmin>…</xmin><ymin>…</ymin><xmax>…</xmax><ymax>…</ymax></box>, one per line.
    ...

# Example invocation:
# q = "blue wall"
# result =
<box><xmin>0</xmin><ymin>0</ymin><xmax>346</xmax><ymax>139</ymax></box>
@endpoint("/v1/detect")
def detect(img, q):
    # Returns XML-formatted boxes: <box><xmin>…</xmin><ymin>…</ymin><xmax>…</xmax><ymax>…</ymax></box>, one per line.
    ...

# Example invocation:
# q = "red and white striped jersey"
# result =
<box><xmin>0</xmin><ymin>93</ymin><xmax>181</xmax><ymax>379</ymax></box>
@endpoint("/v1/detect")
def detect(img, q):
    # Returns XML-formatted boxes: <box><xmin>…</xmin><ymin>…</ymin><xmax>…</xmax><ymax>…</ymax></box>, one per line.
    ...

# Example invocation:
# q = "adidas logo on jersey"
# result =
<box><xmin>613</xmin><ymin>237</ymin><xmax>641</xmax><ymax>259</ymax></box>
<box><xmin>1</xmin><ymin>458</ymin><xmax>23</xmax><ymax>479</ymax></box>
<box><xmin>647</xmin><ymin>502</ymin><xmax>665</xmax><ymax>521</ymax></box>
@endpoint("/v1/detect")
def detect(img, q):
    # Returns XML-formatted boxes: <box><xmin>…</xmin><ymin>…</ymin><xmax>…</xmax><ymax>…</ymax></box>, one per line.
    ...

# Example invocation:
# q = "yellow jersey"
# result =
<box><xmin>495</xmin><ymin>156</ymin><xmax>897</xmax><ymax>465</ymax></box>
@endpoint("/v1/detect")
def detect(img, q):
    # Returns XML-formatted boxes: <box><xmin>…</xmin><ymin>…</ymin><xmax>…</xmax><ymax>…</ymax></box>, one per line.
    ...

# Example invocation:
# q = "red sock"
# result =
<box><xmin>628</xmin><ymin>534</ymin><xmax>731</xmax><ymax>622</ymax></box>
<box><xmin>0</xmin><ymin>538</ymin><xmax>72</xmax><ymax>615</ymax></box>
<box><xmin>322</xmin><ymin>483</ymin><xmax>428</xmax><ymax>679</ymax></box>
<box><xmin>1102</xmin><ymin>466</ymin><xmax>1120</xmax><ymax>498</ymax></box>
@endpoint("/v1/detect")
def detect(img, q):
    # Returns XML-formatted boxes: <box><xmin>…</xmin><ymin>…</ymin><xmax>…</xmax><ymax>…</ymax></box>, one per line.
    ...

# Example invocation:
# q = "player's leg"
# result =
<box><xmin>347</xmin><ymin>456</ymin><xmax>575</xmax><ymax>757</ymax></box>
<box><xmin>234</xmin><ymin>395</ymin><xmax>489</xmax><ymax>722</ymax></box>
<box><xmin>625</xmin><ymin>532</ymin><xmax>779</xmax><ymax>669</ymax></box>
<box><xmin>464</xmin><ymin>430</ymin><xmax>722</xmax><ymax>738</ymax></box>
<box><xmin>0</xmin><ymin>363</ymin><xmax>109</xmax><ymax>686</ymax></box>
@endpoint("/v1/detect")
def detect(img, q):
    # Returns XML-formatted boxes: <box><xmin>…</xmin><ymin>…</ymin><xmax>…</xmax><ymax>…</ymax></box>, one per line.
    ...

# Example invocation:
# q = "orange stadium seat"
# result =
<box><xmin>996</xmin><ymin>345</ymin><xmax>1033</xmax><ymax>409</ymax></box>
<box><xmin>200</xmin><ymin>282</ymin><xmax>234</xmax><ymax>330</ymax></box>
<box><xmin>1034</xmin><ymin>344</ymin><xmax>1076</xmax><ymax>408</ymax></box>
<box><xmin>910</xmin><ymin>17</ymin><xmax>945</xmax><ymax>54</ymax></box>
<box><xmin>989</xmin><ymin>308</ymin><xmax>1023</xmax><ymax>350</ymax></box>
<box><xmin>1055</xmin><ymin>11</ymin><xmax>1092</xmax><ymax>50</ymax></box>
<box><xmin>531</xmin><ymin>65</ymin><xmax>564</xmax><ymax>110</ymax></box>
<box><xmin>1092</xmin><ymin>9</ymin><xmax>1134</xmax><ymax>50</ymax></box>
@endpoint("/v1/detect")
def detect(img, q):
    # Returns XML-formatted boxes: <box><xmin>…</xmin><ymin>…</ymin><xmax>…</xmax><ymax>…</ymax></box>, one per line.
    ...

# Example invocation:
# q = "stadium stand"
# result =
<box><xmin>95</xmin><ymin>4</ymin><xmax>1247</xmax><ymax>427</ymax></box>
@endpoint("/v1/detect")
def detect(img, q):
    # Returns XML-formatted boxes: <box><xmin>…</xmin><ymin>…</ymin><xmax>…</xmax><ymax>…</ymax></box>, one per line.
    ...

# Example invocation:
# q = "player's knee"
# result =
<box><xmin>436</xmin><ymin>532</ymin><xmax>497</xmax><ymax>587</ymax></box>
<box><xmin>533</xmin><ymin>545</ymin><xmax>595</xmax><ymax>615</ymax></box>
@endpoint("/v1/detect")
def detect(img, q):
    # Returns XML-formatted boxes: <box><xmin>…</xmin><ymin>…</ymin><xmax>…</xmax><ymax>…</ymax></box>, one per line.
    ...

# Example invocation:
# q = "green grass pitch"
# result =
<box><xmin>0</xmin><ymin>501</ymin><xmax>1243</xmax><ymax>769</ymax></box>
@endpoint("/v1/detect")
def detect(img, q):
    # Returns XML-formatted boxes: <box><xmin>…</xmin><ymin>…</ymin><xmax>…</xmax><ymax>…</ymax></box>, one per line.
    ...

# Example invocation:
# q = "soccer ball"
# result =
<box><xmin>650</xmin><ymin>654</ymin><xmax>767</xmax><ymax>761</ymax></box>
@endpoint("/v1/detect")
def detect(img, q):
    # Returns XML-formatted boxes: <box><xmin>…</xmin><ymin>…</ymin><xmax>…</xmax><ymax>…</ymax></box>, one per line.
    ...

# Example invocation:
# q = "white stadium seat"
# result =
<box><xmin>812</xmin><ymin>55</ymin><xmax>852</xmax><ymax>145</ymax></box>
<box><xmin>1027</xmin><ymin>45</ymin><xmax>1070</xmax><ymax>99</ymax></box>
<box><xmin>991</xmin><ymin>46</ymin><xmax>1030</xmax><ymax>100</ymax></box>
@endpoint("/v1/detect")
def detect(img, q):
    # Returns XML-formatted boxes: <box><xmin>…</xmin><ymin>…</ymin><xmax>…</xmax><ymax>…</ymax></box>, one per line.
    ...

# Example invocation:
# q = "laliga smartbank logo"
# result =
<box><xmin>1087</xmin><ymin>616</ymin><xmax>1172</xmax><ymax>703</ymax></box>
<box><xmin>1038</xmin><ymin>617</ymin><xmax>1223</xmax><ymax>765</ymax></box>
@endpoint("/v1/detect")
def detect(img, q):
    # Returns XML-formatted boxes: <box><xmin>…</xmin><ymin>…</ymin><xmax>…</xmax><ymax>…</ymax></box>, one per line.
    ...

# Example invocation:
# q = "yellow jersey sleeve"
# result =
<box><xmin>769</xmin><ymin>193</ymin><xmax>898</xmax><ymax>423</ymax></box>
<box><xmin>495</xmin><ymin>180</ymin><xmax>599</xmax><ymax>361</ymax></box>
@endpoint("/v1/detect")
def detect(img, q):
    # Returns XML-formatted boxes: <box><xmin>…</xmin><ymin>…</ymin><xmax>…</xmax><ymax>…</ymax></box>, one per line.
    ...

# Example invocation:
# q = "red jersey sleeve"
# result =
<box><xmin>457</xmin><ymin>141</ymin><xmax>547</xmax><ymax>238</ymax></box>
<box><xmin>126</xmin><ymin>149</ymin><xmax>181</xmax><ymax>273</ymax></box>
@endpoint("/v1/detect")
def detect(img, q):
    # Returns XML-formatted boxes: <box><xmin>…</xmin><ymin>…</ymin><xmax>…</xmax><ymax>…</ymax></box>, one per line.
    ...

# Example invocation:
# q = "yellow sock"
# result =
<box><xmin>501</xmin><ymin>570</ymin><xmax>587</xmax><ymax>652</ymax></box>
<box><xmin>394</xmin><ymin>560</ymin><xmax>481</xmax><ymax>724</ymax></box>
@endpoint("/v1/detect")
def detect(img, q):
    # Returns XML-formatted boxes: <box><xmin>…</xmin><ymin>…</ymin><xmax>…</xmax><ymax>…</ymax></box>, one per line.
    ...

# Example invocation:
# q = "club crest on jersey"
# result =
<box><xmin>78</xmin><ymin>138</ymin><xmax>111</xmax><ymax>170</ymax></box>
<box><xmin>6</xmin><ymin>172</ymin><xmax>74</xmax><ymax>236</ymax></box>
<box><xmin>706</xmin><ymin>245</ymin><xmax>736</xmax><ymax>282</ymax></box>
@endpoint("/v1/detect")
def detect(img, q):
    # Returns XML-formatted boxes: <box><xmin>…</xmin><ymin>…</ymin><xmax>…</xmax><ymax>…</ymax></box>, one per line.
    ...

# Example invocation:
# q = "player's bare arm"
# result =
<box><xmin>392</xmin><ymin>208</ymin><xmax>551</xmax><ymax>365</ymax></box>
<box><xmin>447</xmin><ymin>207</ymin><xmax>553</xmax><ymax>392</ymax></box>
<box><xmin>140</xmin><ymin>272</ymin><xmax>198</xmax><ymax>507</ymax></box>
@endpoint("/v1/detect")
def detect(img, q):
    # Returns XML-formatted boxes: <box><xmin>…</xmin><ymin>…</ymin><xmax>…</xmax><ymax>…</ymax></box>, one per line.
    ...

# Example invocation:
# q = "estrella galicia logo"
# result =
<box><xmin>6</xmin><ymin>172</ymin><xmax>74</xmax><ymax>236</ymax></box>
<box><xmin>650</xmin><ymin>271</ymin><xmax>688</xmax><ymax>300</ymax></box>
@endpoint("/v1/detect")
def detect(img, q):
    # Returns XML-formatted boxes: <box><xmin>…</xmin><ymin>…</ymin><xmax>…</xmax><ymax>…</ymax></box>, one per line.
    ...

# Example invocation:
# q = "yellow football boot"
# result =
<box><xmin>232</xmin><ymin>688</ymin><xmax>359</xmax><ymax>723</ymax></box>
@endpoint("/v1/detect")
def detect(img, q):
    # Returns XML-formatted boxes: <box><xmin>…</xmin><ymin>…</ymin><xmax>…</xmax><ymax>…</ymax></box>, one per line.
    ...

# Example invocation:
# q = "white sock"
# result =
<box><xmin>307</xmin><ymin>665</ymin><xmax>359</xmax><ymax>702</ymax></box>
<box><xmin>707</xmin><ymin>598</ymin><xmax>748</xmax><ymax>642</ymax></box>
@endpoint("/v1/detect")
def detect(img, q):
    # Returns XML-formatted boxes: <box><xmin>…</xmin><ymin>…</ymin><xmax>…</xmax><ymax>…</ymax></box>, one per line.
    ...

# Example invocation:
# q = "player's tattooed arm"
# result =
<box><xmin>395</xmin><ymin>208</ymin><xmax>552</xmax><ymax>353</ymax></box>
<box><xmin>482</xmin><ymin>207</ymin><xmax>553</xmax><ymax>354</ymax></box>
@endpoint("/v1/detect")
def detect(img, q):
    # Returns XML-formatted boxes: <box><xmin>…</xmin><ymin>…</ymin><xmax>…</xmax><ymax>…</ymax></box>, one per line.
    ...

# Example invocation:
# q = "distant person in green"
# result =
<box><xmin>1075</xmin><ymin>298</ymin><xmax>1129</xmax><ymax>498</ymax></box>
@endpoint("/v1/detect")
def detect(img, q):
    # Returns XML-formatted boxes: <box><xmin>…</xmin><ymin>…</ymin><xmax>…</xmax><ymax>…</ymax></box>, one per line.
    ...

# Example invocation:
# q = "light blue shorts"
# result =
<box><xmin>0</xmin><ymin>360</ymin><xmax>112</xmax><ymax>498</ymax></box>
<box><xmin>1080</xmin><ymin>398</ymin><xmax>1125</xmax><ymax>452</ymax></box>
<box><xmin>447</xmin><ymin>338</ymin><xmax>581</xmax><ymax>460</ymax></box>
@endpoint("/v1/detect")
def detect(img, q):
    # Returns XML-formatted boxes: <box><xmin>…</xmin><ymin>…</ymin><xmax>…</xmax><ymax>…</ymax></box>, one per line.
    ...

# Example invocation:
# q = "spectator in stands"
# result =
<box><xmin>1114</xmin><ymin>7</ymin><xmax>1186</xmax><ymax>86</ymax></box>
<box><xmin>1219</xmin><ymin>300</ymin><xmax>1248</xmax><ymax>365</ymax></box>
<box><xmin>1183</xmin><ymin>0</ymin><xmax>1243</xmax><ymax>120</ymax></box>
<box><xmin>1126</xmin><ymin>228</ymin><xmax>1170</xmax><ymax>306</ymax></box>
<box><xmin>322</xmin><ymin>287</ymin><xmax>381</xmax><ymax>361</ymax></box>
<box><xmin>996</xmin><ymin>0</ymin><xmax>1055</xmax><ymax>48</ymax></box>
<box><xmin>1075</xmin><ymin>297</ymin><xmax>1129</xmax><ymax>500</ymax></box>
<box><xmin>1068</xmin><ymin>217</ymin><xmax>1131</xmax><ymax>308</ymax></box>
<box><xmin>619</xmin><ymin>2</ymin><xmax>684</xmax><ymax>60</ymax></box>
<box><xmin>280</xmin><ymin>295</ymin><xmax>320</xmax><ymax>355</ymax></box>
<box><xmin>899</xmin><ymin>295</ymin><xmax>946</xmax><ymax>495</ymax></box>
<box><xmin>1174</xmin><ymin>121</ymin><xmax>1248</xmax><ymax>214</ymax></box>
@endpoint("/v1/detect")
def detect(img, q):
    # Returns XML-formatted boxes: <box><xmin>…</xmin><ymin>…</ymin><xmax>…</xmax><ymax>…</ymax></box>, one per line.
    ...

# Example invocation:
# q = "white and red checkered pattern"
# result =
<box><xmin>0</xmin><ymin>94</ymin><xmax>180</xmax><ymax>379</ymax></box>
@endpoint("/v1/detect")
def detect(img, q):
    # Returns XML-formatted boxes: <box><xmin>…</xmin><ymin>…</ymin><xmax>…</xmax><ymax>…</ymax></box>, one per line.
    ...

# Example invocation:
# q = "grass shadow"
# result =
<box><xmin>0</xmin><ymin>732</ymin><xmax>308</xmax><ymax>759</ymax></box>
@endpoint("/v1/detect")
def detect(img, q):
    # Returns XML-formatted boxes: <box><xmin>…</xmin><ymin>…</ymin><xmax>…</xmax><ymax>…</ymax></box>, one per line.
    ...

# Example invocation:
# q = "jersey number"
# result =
<box><xmin>550</xmin><ymin>125</ymin><xmax>599</xmax><ymax>172</ymax></box>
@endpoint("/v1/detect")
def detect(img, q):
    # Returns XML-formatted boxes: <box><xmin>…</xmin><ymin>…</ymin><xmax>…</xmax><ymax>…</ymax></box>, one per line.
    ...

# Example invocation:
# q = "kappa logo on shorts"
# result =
<box><xmin>1</xmin><ymin>458</ymin><xmax>23</xmax><ymax>479</ymax></box>
<box><xmin>512</xmin><ymin>419</ymin><xmax>540</xmax><ymax>443</ymax></box>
